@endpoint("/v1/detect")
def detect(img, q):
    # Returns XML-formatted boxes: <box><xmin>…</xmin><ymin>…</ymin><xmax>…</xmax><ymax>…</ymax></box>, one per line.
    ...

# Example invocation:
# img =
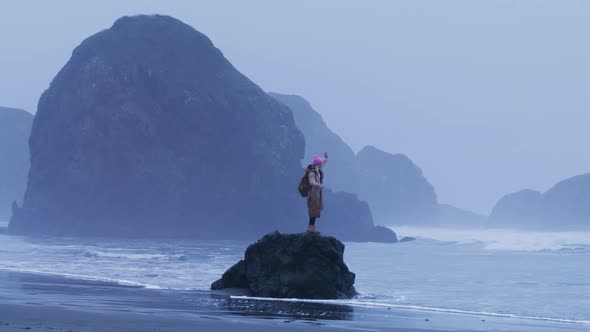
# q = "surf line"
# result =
<box><xmin>230</xmin><ymin>296</ymin><xmax>589</xmax><ymax>325</ymax></box>
<box><xmin>0</xmin><ymin>266</ymin><xmax>162</xmax><ymax>289</ymax></box>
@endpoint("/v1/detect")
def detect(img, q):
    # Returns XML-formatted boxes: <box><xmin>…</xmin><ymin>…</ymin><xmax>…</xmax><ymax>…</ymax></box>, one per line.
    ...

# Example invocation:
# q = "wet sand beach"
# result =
<box><xmin>0</xmin><ymin>270</ymin><xmax>586</xmax><ymax>332</ymax></box>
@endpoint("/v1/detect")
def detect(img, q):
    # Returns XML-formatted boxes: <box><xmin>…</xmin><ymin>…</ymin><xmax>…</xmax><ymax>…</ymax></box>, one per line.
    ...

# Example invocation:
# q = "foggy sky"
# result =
<box><xmin>1</xmin><ymin>1</ymin><xmax>589</xmax><ymax>214</ymax></box>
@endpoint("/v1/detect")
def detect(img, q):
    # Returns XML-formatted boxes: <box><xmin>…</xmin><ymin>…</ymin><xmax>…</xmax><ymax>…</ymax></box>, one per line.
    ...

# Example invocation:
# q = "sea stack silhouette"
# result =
<box><xmin>9</xmin><ymin>15</ymin><xmax>396</xmax><ymax>242</ymax></box>
<box><xmin>356</xmin><ymin>146</ymin><xmax>439</xmax><ymax>225</ymax></box>
<box><xmin>271</xmin><ymin>93</ymin><xmax>439</xmax><ymax>227</ymax></box>
<box><xmin>0</xmin><ymin>107</ymin><xmax>33</xmax><ymax>220</ymax></box>
<box><xmin>490</xmin><ymin>174</ymin><xmax>590</xmax><ymax>229</ymax></box>
<box><xmin>269</xmin><ymin>93</ymin><xmax>360</xmax><ymax>194</ymax></box>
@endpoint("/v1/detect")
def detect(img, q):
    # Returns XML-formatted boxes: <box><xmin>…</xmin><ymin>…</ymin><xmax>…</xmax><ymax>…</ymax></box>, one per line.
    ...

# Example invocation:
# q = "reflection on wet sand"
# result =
<box><xmin>212</xmin><ymin>294</ymin><xmax>354</xmax><ymax>321</ymax></box>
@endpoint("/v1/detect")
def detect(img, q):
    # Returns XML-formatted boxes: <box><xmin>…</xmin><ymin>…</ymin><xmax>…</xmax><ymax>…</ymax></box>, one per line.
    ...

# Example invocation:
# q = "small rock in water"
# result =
<box><xmin>400</xmin><ymin>236</ymin><xmax>416</xmax><ymax>243</ymax></box>
<box><xmin>211</xmin><ymin>231</ymin><xmax>357</xmax><ymax>299</ymax></box>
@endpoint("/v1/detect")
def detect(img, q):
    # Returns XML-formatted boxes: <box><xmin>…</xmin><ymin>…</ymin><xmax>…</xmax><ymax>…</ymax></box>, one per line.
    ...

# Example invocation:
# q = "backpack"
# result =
<box><xmin>297</xmin><ymin>168</ymin><xmax>316</xmax><ymax>197</ymax></box>
<box><xmin>298</xmin><ymin>170</ymin><xmax>314</xmax><ymax>197</ymax></box>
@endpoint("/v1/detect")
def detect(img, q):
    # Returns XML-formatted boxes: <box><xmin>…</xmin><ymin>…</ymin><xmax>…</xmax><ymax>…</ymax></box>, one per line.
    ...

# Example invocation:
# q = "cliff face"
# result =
<box><xmin>269</xmin><ymin>93</ymin><xmax>359</xmax><ymax>194</ymax></box>
<box><xmin>356</xmin><ymin>146</ymin><xmax>439</xmax><ymax>225</ymax></box>
<box><xmin>0</xmin><ymin>107</ymin><xmax>33</xmax><ymax>220</ymax></box>
<box><xmin>10</xmin><ymin>15</ymin><xmax>395</xmax><ymax>242</ymax></box>
<box><xmin>490</xmin><ymin>174</ymin><xmax>590</xmax><ymax>229</ymax></box>
<box><xmin>10</xmin><ymin>15</ymin><xmax>304</xmax><ymax>237</ymax></box>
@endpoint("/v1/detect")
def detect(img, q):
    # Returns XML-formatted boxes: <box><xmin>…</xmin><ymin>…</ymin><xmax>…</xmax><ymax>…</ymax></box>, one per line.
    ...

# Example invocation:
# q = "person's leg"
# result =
<box><xmin>307</xmin><ymin>217</ymin><xmax>318</xmax><ymax>233</ymax></box>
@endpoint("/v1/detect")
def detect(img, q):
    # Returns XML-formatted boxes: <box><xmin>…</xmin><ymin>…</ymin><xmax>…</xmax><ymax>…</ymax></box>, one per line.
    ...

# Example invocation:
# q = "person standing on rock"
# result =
<box><xmin>305</xmin><ymin>152</ymin><xmax>328</xmax><ymax>233</ymax></box>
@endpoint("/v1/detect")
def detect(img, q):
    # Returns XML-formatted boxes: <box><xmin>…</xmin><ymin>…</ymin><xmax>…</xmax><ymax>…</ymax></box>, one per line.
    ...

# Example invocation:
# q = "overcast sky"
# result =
<box><xmin>1</xmin><ymin>1</ymin><xmax>589</xmax><ymax>214</ymax></box>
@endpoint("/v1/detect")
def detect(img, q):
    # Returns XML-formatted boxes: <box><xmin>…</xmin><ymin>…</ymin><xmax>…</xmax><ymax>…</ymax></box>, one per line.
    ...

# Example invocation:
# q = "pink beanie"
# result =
<box><xmin>312</xmin><ymin>155</ymin><xmax>323</xmax><ymax>166</ymax></box>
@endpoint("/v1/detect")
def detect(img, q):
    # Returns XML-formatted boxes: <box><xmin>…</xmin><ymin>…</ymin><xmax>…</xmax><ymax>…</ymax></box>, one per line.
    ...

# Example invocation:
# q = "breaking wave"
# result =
<box><xmin>0</xmin><ymin>266</ymin><xmax>162</xmax><ymax>289</ymax></box>
<box><xmin>393</xmin><ymin>226</ymin><xmax>590</xmax><ymax>252</ymax></box>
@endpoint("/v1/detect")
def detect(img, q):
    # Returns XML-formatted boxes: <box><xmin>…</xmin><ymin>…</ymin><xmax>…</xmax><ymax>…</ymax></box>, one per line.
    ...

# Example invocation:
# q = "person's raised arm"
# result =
<box><xmin>322</xmin><ymin>152</ymin><xmax>329</xmax><ymax>167</ymax></box>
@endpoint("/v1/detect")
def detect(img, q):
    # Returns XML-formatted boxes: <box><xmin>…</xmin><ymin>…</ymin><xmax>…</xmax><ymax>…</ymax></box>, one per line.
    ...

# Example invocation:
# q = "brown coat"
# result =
<box><xmin>307</xmin><ymin>166</ymin><xmax>324</xmax><ymax>218</ymax></box>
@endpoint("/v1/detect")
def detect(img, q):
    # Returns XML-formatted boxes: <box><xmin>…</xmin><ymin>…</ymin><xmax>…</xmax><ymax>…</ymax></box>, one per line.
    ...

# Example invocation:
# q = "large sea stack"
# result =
<box><xmin>10</xmin><ymin>15</ymin><xmax>395</xmax><ymax>242</ymax></box>
<box><xmin>0</xmin><ymin>107</ymin><xmax>33</xmax><ymax>220</ymax></box>
<box><xmin>489</xmin><ymin>189</ymin><xmax>542</xmax><ymax>227</ymax></box>
<box><xmin>490</xmin><ymin>174</ymin><xmax>590</xmax><ymax>229</ymax></box>
<box><xmin>356</xmin><ymin>146</ymin><xmax>439</xmax><ymax>225</ymax></box>
<box><xmin>10</xmin><ymin>15</ymin><xmax>304</xmax><ymax>237</ymax></box>
<box><xmin>541</xmin><ymin>174</ymin><xmax>590</xmax><ymax>228</ymax></box>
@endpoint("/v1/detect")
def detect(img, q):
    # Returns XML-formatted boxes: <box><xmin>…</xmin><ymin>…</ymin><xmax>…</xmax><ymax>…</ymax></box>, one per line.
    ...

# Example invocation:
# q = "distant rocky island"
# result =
<box><xmin>490</xmin><ymin>174</ymin><xmax>590</xmax><ymax>229</ymax></box>
<box><xmin>269</xmin><ymin>93</ymin><xmax>590</xmax><ymax>230</ymax></box>
<box><xmin>271</xmin><ymin>93</ymin><xmax>440</xmax><ymax>226</ymax></box>
<box><xmin>0</xmin><ymin>107</ymin><xmax>33</xmax><ymax>220</ymax></box>
<box><xmin>9</xmin><ymin>15</ymin><xmax>396</xmax><ymax>242</ymax></box>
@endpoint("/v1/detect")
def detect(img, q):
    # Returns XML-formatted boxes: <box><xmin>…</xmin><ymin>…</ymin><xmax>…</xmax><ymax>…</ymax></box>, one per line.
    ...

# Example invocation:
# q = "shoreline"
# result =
<box><xmin>0</xmin><ymin>270</ymin><xmax>587</xmax><ymax>332</ymax></box>
<box><xmin>0</xmin><ymin>303</ymin><xmax>366</xmax><ymax>332</ymax></box>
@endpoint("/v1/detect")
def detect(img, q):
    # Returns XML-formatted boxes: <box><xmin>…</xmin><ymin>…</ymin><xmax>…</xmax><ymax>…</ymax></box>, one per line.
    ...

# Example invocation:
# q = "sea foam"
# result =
<box><xmin>231</xmin><ymin>296</ymin><xmax>590</xmax><ymax>325</ymax></box>
<box><xmin>392</xmin><ymin>226</ymin><xmax>590</xmax><ymax>252</ymax></box>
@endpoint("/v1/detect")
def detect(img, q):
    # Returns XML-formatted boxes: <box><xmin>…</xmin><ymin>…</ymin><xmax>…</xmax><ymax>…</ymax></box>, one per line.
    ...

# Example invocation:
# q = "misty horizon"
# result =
<box><xmin>1</xmin><ymin>1</ymin><xmax>589</xmax><ymax>214</ymax></box>
<box><xmin>0</xmin><ymin>5</ymin><xmax>589</xmax><ymax>331</ymax></box>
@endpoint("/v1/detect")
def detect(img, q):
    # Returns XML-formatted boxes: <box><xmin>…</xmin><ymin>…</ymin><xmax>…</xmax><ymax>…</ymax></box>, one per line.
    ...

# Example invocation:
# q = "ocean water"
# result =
<box><xmin>0</xmin><ymin>225</ymin><xmax>588</xmax><ymax>326</ymax></box>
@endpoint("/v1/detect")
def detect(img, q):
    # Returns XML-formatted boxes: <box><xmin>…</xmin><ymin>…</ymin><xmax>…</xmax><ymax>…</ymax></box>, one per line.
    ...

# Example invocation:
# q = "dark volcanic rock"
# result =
<box><xmin>0</xmin><ymin>107</ymin><xmax>33</xmax><ymax>219</ymax></box>
<box><xmin>356</xmin><ymin>146</ymin><xmax>439</xmax><ymax>225</ymax></box>
<box><xmin>399</xmin><ymin>236</ymin><xmax>416</xmax><ymax>243</ymax></box>
<box><xmin>211</xmin><ymin>232</ymin><xmax>357</xmax><ymax>299</ymax></box>
<box><xmin>269</xmin><ymin>93</ymin><xmax>359</xmax><ymax>194</ymax></box>
<box><xmin>211</xmin><ymin>260</ymin><xmax>248</xmax><ymax>290</ymax></box>
<box><xmin>10</xmin><ymin>15</ymin><xmax>304</xmax><ymax>237</ymax></box>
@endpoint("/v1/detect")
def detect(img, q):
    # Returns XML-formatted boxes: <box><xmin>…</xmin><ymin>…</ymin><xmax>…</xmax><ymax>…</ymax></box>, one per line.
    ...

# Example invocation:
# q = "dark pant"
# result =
<box><xmin>309</xmin><ymin>217</ymin><xmax>316</xmax><ymax>226</ymax></box>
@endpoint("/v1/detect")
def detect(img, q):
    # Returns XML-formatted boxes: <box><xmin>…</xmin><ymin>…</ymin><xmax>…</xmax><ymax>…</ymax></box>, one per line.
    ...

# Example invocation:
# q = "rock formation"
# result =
<box><xmin>211</xmin><ymin>232</ymin><xmax>357</xmax><ymax>299</ymax></box>
<box><xmin>9</xmin><ymin>15</ymin><xmax>396</xmax><ymax>242</ymax></box>
<box><xmin>320</xmin><ymin>190</ymin><xmax>398</xmax><ymax>242</ymax></box>
<box><xmin>490</xmin><ymin>174</ymin><xmax>590</xmax><ymax>229</ymax></box>
<box><xmin>439</xmin><ymin>204</ymin><xmax>487</xmax><ymax>228</ymax></box>
<box><xmin>269</xmin><ymin>93</ymin><xmax>359</xmax><ymax>193</ymax></box>
<box><xmin>489</xmin><ymin>189</ymin><xmax>542</xmax><ymax>227</ymax></box>
<box><xmin>399</xmin><ymin>236</ymin><xmax>416</xmax><ymax>242</ymax></box>
<box><xmin>0</xmin><ymin>107</ymin><xmax>33</xmax><ymax>220</ymax></box>
<box><xmin>10</xmin><ymin>15</ymin><xmax>304</xmax><ymax>237</ymax></box>
<box><xmin>541</xmin><ymin>174</ymin><xmax>590</xmax><ymax>228</ymax></box>
<box><xmin>271</xmin><ymin>93</ymin><xmax>440</xmax><ymax>227</ymax></box>
<box><xmin>356</xmin><ymin>146</ymin><xmax>439</xmax><ymax>225</ymax></box>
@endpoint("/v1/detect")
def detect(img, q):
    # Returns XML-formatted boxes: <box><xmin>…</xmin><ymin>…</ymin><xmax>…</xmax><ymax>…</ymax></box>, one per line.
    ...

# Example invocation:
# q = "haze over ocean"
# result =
<box><xmin>0</xmin><ymin>3</ymin><xmax>589</xmax><ymax>331</ymax></box>
<box><xmin>1</xmin><ymin>1</ymin><xmax>590</xmax><ymax>213</ymax></box>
